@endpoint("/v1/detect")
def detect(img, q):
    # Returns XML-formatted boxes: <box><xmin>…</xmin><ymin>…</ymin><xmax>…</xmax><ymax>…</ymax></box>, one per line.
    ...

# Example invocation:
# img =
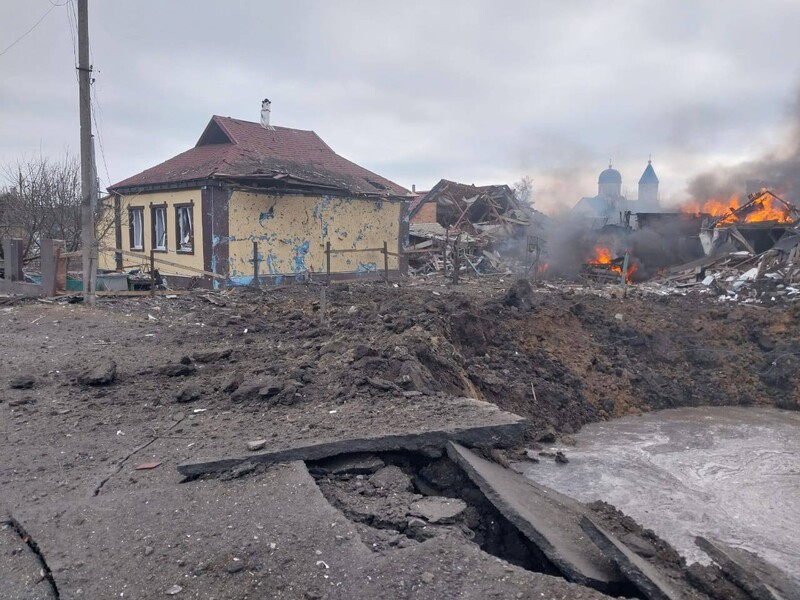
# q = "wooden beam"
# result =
<box><xmin>95</xmin><ymin>290</ymin><xmax>191</xmax><ymax>297</ymax></box>
<box><xmin>102</xmin><ymin>247</ymin><xmax>225</xmax><ymax>280</ymax></box>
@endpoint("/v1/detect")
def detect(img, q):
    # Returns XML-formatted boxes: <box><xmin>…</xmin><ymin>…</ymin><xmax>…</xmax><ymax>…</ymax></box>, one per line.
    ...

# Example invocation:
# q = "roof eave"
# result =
<box><xmin>109</xmin><ymin>177</ymin><xmax>219</xmax><ymax>195</ymax></box>
<box><xmin>217</xmin><ymin>174</ymin><xmax>407</xmax><ymax>200</ymax></box>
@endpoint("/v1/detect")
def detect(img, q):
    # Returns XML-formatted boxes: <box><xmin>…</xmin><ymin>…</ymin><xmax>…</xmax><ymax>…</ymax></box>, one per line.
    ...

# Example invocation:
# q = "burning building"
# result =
<box><xmin>689</xmin><ymin>190</ymin><xmax>800</xmax><ymax>255</ymax></box>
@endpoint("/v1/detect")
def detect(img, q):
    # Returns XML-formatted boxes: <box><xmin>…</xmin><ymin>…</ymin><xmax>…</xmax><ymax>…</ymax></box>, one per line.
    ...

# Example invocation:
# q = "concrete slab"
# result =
<box><xmin>11</xmin><ymin>461</ymin><xmax>616</xmax><ymax>600</ymax></box>
<box><xmin>446</xmin><ymin>442</ymin><xmax>624</xmax><ymax>591</ymax></box>
<box><xmin>581</xmin><ymin>516</ymin><xmax>682</xmax><ymax>600</ymax></box>
<box><xmin>695</xmin><ymin>536</ymin><xmax>800</xmax><ymax>600</ymax></box>
<box><xmin>11</xmin><ymin>461</ymin><xmax>374</xmax><ymax>599</ymax></box>
<box><xmin>409</xmin><ymin>497</ymin><xmax>468</xmax><ymax>524</ymax></box>
<box><xmin>178</xmin><ymin>402</ymin><xmax>528</xmax><ymax>477</ymax></box>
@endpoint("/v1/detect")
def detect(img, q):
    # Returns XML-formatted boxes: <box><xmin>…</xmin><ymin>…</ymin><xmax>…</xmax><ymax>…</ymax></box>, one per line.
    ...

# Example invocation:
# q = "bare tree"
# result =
<box><xmin>512</xmin><ymin>175</ymin><xmax>534</xmax><ymax>208</ymax></box>
<box><xmin>0</xmin><ymin>154</ymin><xmax>83</xmax><ymax>260</ymax></box>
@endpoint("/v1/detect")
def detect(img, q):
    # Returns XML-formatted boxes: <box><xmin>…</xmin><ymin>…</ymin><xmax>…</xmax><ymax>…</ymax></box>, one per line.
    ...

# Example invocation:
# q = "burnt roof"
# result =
<box><xmin>110</xmin><ymin>116</ymin><xmax>409</xmax><ymax>198</ymax></box>
<box><xmin>408</xmin><ymin>179</ymin><xmax>518</xmax><ymax>220</ymax></box>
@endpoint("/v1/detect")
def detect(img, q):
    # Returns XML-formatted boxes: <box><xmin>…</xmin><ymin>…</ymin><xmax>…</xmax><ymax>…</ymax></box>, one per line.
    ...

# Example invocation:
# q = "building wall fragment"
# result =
<box><xmin>226</xmin><ymin>190</ymin><xmax>403</xmax><ymax>284</ymax></box>
<box><xmin>98</xmin><ymin>189</ymin><xmax>205</xmax><ymax>277</ymax></box>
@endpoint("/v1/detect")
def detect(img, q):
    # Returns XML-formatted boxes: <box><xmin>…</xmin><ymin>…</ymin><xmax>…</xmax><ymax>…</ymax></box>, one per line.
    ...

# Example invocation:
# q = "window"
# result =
<box><xmin>129</xmin><ymin>207</ymin><xmax>144</xmax><ymax>251</ymax></box>
<box><xmin>151</xmin><ymin>205</ymin><xmax>167</xmax><ymax>251</ymax></box>
<box><xmin>175</xmin><ymin>204</ymin><xmax>194</xmax><ymax>253</ymax></box>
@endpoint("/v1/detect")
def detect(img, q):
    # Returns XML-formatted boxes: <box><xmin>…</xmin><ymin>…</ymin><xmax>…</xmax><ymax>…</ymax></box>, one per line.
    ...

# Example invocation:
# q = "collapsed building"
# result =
<box><xmin>549</xmin><ymin>149</ymin><xmax>798</xmax><ymax>282</ymax></box>
<box><xmin>405</xmin><ymin>179</ymin><xmax>541</xmax><ymax>275</ymax></box>
<box><xmin>640</xmin><ymin>189</ymin><xmax>800</xmax><ymax>298</ymax></box>
<box><xmin>698</xmin><ymin>189</ymin><xmax>800</xmax><ymax>255</ymax></box>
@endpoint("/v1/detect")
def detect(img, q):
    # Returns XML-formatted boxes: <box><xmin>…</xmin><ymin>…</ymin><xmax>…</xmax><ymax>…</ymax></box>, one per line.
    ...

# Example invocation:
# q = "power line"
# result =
<box><xmin>65</xmin><ymin>0</ymin><xmax>79</xmax><ymax>82</ymax></box>
<box><xmin>63</xmin><ymin>0</ymin><xmax>108</xmax><ymax>189</ymax></box>
<box><xmin>91</xmin><ymin>92</ymin><xmax>112</xmax><ymax>191</ymax></box>
<box><xmin>0</xmin><ymin>3</ymin><xmax>60</xmax><ymax>57</ymax></box>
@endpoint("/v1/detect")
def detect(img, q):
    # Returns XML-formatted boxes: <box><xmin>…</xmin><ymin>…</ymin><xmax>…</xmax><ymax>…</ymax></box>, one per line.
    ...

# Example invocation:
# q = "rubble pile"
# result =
<box><xmin>643</xmin><ymin>191</ymin><xmax>800</xmax><ymax>303</ymax></box>
<box><xmin>646</xmin><ymin>247</ymin><xmax>800</xmax><ymax>303</ymax></box>
<box><xmin>406</xmin><ymin>180</ymin><xmax>544</xmax><ymax>276</ymax></box>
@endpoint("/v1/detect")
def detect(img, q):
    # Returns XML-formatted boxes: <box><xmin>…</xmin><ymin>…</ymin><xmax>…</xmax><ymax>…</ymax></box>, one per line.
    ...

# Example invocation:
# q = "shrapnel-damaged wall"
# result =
<box><xmin>226</xmin><ymin>191</ymin><xmax>402</xmax><ymax>284</ymax></box>
<box><xmin>98</xmin><ymin>189</ymin><xmax>204</xmax><ymax>277</ymax></box>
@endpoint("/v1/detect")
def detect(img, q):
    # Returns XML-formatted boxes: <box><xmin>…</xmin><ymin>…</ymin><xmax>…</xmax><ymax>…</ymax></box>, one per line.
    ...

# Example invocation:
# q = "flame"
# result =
<box><xmin>725</xmin><ymin>193</ymin><xmax>792</xmax><ymax>225</ymax></box>
<box><xmin>681</xmin><ymin>194</ymin><xmax>741</xmax><ymax>217</ymax></box>
<box><xmin>586</xmin><ymin>246</ymin><xmax>636</xmax><ymax>283</ymax></box>
<box><xmin>590</xmin><ymin>247</ymin><xmax>614</xmax><ymax>264</ymax></box>
<box><xmin>681</xmin><ymin>190</ymin><xmax>793</xmax><ymax>225</ymax></box>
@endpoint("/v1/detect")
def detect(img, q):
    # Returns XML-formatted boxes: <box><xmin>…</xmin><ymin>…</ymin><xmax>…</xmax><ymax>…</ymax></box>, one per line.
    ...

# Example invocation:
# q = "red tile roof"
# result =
<box><xmin>111</xmin><ymin>116</ymin><xmax>409</xmax><ymax>197</ymax></box>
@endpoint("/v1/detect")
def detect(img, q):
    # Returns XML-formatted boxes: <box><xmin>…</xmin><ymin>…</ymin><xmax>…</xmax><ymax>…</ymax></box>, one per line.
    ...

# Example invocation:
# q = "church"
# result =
<box><xmin>572</xmin><ymin>160</ymin><xmax>660</xmax><ymax>223</ymax></box>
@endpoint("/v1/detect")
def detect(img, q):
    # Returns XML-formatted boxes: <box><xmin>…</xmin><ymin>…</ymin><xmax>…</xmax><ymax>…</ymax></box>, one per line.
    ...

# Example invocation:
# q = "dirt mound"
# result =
<box><xmin>6</xmin><ymin>279</ymin><xmax>794</xmax><ymax>441</ymax></box>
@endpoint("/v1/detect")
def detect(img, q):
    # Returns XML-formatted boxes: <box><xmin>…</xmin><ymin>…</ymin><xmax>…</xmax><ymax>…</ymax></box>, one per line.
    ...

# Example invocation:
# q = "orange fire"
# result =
<box><xmin>681</xmin><ymin>194</ymin><xmax>740</xmax><ymax>217</ymax></box>
<box><xmin>682</xmin><ymin>191</ymin><xmax>793</xmax><ymax>225</ymax></box>
<box><xmin>586</xmin><ymin>247</ymin><xmax>636</xmax><ymax>283</ymax></box>
<box><xmin>591</xmin><ymin>247</ymin><xmax>614</xmax><ymax>264</ymax></box>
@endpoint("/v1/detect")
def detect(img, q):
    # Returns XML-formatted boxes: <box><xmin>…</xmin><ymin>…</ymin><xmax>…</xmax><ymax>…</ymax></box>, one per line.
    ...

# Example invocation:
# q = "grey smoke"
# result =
<box><xmin>686</xmin><ymin>86</ymin><xmax>800</xmax><ymax>204</ymax></box>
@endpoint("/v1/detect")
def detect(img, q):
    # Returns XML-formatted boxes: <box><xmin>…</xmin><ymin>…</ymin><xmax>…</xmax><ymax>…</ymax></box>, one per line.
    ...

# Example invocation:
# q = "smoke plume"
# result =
<box><xmin>686</xmin><ymin>87</ymin><xmax>800</xmax><ymax>204</ymax></box>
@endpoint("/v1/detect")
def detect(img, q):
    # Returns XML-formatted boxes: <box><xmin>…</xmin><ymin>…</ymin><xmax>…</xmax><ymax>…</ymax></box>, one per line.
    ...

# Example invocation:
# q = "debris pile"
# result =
<box><xmin>645</xmin><ymin>247</ymin><xmax>800</xmax><ymax>303</ymax></box>
<box><xmin>583</xmin><ymin>246</ymin><xmax>636</xmax><ymax>285</ymax></box>
<box><xmin>405</xmin><ymin>179</ymin><xmax>542</xmax><ymax>276</ymax></box>
<box><xmin>642</xmin><ymin>191</ymin><xmax>800</xmax><ymax>302</ymax></box>
<box><xmin>697</xmin><ymin>190</ymin><xmax>800</xmax><ymax>256</ymax></box>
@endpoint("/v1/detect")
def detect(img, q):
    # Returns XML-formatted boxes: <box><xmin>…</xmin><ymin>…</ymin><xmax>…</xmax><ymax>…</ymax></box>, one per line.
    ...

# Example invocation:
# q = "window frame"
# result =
<box><xmin>128</xmin><ymin>206</ymin><xmax>145</xmax><ymax>252</ymax></box>
<box><xmin>174</xmin><ymin>201</ymin><xmax>195</xmax><ymax>255</ymax></box>
<box><xmin>150</xmin><ymin>203</ymin><xmax>168</xmax><ymax>253</ymax></box>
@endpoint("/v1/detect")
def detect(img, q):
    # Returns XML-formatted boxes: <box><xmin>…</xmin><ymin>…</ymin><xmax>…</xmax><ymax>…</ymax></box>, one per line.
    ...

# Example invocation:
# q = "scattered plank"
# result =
<box><xmin>134</xmin><ymin>461</ymin><xmax>162</xmax><ymax>470</ymax></box>
<box><xmin>95</xmin><ymin>290</ymin><xmax>191</xmax><ymax>297</ymax></box>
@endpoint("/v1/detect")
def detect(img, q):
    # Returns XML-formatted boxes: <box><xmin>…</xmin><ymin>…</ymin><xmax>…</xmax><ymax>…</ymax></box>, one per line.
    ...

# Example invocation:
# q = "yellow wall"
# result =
<box><xmin>227</xmin><ymin>191</ymin><xmax>402</xmax><ymax>283</ymax></box>
<box><xmin>98</xmin><ymin>189</ymin><xmax>204</xmax><ymax>277</ymax></box>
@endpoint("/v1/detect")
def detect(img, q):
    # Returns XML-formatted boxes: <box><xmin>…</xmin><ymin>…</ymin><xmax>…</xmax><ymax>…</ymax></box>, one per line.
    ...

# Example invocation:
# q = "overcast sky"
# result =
<box><xmin>2</xmin><ymin>0</ymin><xmax>800</xmax><ymax>212</ymax></box>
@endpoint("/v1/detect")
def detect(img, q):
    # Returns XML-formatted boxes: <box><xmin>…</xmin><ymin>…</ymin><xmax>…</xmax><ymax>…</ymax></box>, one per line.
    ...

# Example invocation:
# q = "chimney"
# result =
<box><xmin>260</xmin><ymin>98</ymin><xmax>272</xmax><ymax>129</ymax></box>
<box><xmin>412</xmin><ymin>184</ymin><xmax>416</xmax><ymax>193</ymax></box>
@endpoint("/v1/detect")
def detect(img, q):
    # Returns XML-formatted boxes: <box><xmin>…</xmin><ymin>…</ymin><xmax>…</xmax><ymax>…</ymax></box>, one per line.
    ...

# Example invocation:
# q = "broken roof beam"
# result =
<box><xmin>728</xmin><ymin>226</ymin><xmax>757</xmax><ymax>254</ymax></box>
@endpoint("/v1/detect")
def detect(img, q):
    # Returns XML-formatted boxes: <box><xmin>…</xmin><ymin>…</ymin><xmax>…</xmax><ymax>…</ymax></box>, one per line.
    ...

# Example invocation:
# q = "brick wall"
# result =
<box><xmin>411</xmin><ymin>201</ymin><xmax>437</xmax><ymax>224</ymax></box>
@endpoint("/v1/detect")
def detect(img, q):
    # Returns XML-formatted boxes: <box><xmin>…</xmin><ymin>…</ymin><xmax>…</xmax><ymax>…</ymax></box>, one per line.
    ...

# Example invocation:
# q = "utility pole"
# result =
<box><xmin>78</xmin><ymin>0</ymin><xmax>97</xmax><ymax>305</ymax></box>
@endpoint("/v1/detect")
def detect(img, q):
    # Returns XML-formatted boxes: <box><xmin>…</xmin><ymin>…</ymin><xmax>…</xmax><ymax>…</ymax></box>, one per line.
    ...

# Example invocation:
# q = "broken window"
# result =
<box><xmin>129</xmin><ymin>207</ymin><xmax>144</xmax><ymax>251</ymax></box>
<box><xmin>175</xmin><ymin>204</ymin><xmax>194</xmax><ymax>253</ymax></box>
<box><xmin>151</xmin><ymin>205</ymin><xmax>167</xmax><ymax>251</ymax></box>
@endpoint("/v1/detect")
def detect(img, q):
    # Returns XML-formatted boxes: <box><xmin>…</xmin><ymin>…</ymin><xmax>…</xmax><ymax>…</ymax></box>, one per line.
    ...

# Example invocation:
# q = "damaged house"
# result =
<box><xmin>405</xmin><ymin>179</ymin><xmax>534</xmax><ymax>274</ymax></box>
<box><xmin>99</xmin><ymin>100</ymin><xmax>410</xmax><ymax>287</ymax></box>
<box><xmin>699</xmin><ymin>189</ymin><xmax>800</xmax><ymax>256</ymax></box>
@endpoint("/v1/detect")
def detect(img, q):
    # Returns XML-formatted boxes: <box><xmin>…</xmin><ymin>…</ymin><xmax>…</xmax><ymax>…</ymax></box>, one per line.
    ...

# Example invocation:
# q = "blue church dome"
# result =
<box><xmin>598</xmin><ymin>164</ymin><xmax>622</xmax><ymax>184</ymax></box>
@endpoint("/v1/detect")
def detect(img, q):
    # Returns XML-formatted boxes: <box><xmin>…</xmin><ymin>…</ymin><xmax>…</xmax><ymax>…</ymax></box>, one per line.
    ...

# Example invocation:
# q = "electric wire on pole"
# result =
<box><xmin>77</xmin><ymin>0</ymin><xmax>97</xmax><ymax>305</ymax></box>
